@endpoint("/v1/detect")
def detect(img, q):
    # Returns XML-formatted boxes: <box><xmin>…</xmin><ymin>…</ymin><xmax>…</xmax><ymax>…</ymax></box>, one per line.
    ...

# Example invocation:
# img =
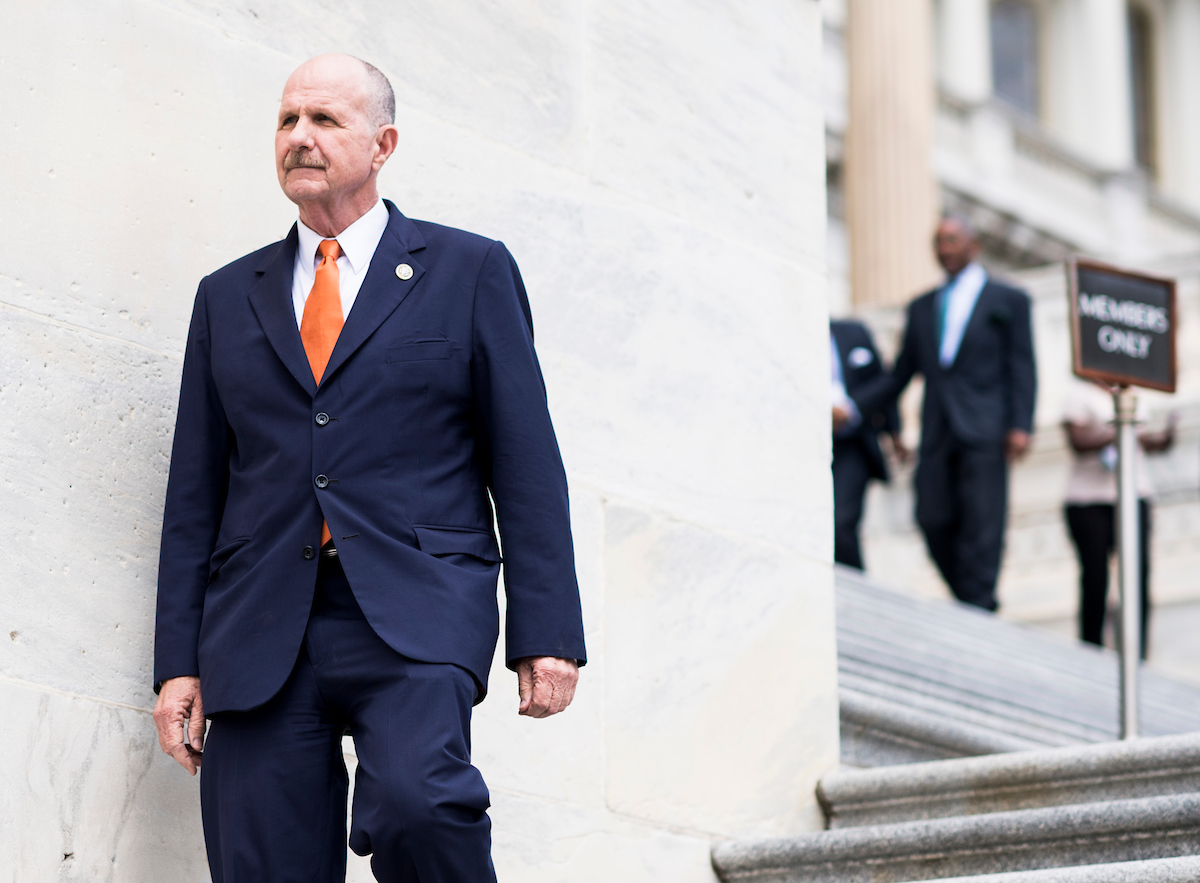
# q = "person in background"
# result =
<box><xmin>1062</xmin><ymin>378</ymin><xmax>1176</xmax><ymax>657</ymax></box>
<box><xmin>854</xmin><ymin>215</ymin><xmax>1037</xmax><ymax>611</ymax></box>
<box><xmin>831</xmin><ymin>319</ymin><xmax>904</xmax><ymax>570</ymax></box>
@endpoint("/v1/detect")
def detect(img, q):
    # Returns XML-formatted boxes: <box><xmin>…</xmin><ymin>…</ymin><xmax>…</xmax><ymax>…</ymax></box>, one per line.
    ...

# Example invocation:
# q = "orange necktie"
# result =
<box><xmin>300</xmin><ymin>239</ymin><xmax>343</xmax><ymax>547</ymax></box>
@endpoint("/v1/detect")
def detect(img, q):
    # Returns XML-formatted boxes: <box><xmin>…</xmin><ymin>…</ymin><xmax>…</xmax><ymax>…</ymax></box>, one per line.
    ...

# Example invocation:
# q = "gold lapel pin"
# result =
<box><xmin>395</xmin><ymin>263</ymin><xmax>413</xmax><ymax>281</ymax></box>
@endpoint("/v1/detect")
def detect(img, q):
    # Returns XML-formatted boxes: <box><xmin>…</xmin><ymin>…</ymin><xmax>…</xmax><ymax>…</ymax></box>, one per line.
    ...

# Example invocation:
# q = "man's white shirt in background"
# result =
<box><xmin>939</xmin><ymin>261</ymin><xmax>987</xmax><ymax>367</ymax></box>
<box><xmin>830</xmin><ymin>332</ymin><xmax>862</xmax><ymax>433</ymax></box>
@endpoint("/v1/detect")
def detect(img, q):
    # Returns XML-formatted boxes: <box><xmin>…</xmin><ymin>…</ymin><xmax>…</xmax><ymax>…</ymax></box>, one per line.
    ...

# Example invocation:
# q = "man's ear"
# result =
<box><xmin>373</xmin><ymin>125</ymin><xmax>400</xmax><ymax>170</ymax></box>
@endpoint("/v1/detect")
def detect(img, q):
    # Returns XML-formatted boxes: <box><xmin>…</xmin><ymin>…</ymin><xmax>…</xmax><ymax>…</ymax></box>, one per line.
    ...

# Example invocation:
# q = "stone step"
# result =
<box><xmin>837</xmin><ymin>572</ymin><xmax>1200</xmax><ymax>733</ymax></box>
<box><xmin>835</xmin><ymin>568</ymin><xmax>1200</xmax><ymax>766</ymax></box>
<box><xmin>842</xmin><ymin>576</ymin><xmax>1200</xmax><ymax>714</ymax></box>
<box><xmin>837</xmin><ymin>644</ymin><xmax>1116</xmax><ymax>741</ymax></box>
<box><xmin>819</xmin><ymin>732</ymin><xmax>1200</xmax><ymax>828</ymax></box>
<box><xmin>908</xmin><ymin>856</ymin><xmax>1200</xmax><ymax>883</ymax></box>
<box><xmin>840</xmin><ymin>689</ymin><xmax>1049</xmax><ymax>768</ymax></box>
<box><xmin>840</xmin><ymin>674</ymin><xmax>1088</xmax><ymax>749</ymax></box>
<box><xmin>711</xmin><ymin>793</ymin><xmax>1200</xmax><ymax>883</ymax></box>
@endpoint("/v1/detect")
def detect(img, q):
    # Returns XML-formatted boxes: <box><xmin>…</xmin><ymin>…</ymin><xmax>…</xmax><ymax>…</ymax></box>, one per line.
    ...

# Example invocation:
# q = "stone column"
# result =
<box><xmin>1078</xmin><ymin>0</ymin><xmax>1135</xmax><ymax>171</ymax></box>
<box><xmin>1162</xmin><ymin>0</ymin><xmax>1200</xmax><ymax>211</ymax></box>
<box><xmin>936</xmin><ymin>0</ymin><xmax>992</xmax><ymax>104</ymax></box>
<box><xmin>845</xmin><ymin>0</ymin><xmax>943</xmax><ymax>309</ymax></box>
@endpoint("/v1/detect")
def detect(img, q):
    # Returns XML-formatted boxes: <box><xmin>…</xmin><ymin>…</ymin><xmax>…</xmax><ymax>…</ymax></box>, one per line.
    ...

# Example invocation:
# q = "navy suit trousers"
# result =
<box><xmin>914</xmin><ymin>434</ymin><xmax>1008</xmax><ymax>611</ymax></box>
<box><xmin>200</xmin><ymin>556</ymin><xmax>496</xmax><ymax>883</ymax></box>
<box><xmin>832</xmin><ymin>438</ymin><xmax>873</xmax><ymax>570</ymax></box>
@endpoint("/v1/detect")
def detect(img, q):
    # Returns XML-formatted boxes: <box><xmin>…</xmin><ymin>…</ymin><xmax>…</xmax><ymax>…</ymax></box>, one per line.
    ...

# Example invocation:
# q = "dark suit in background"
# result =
<box><xmin>831</xmin><ymin>320</ymin><xmax>899</xmax><ymax>570</ymax></box>
<box><xmin>857</xmin><ymin>276</ymin><xmax>1036</xmax><ymax>610</ymax></box>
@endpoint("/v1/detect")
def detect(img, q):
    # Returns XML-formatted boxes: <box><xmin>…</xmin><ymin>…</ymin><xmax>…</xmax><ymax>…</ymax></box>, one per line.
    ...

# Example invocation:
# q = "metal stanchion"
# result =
<box><xmin>1114</xmin><ymin>387</ymin><xmax>1140</xmax><ymax>740</ymax></box>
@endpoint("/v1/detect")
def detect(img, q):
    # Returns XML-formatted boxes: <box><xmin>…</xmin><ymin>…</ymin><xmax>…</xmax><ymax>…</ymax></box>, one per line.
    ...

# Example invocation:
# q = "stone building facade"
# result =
<box><xmin>824</xmin><ymin>0</ymin><xmax>1200</xmax><ymax>683</ymax></box>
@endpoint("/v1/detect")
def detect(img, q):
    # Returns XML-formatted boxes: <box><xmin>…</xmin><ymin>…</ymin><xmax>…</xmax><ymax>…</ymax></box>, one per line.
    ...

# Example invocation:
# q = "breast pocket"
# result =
<box><xmin>387</xmin><ymin>341</ymin><xmax>452</xmax><ymax>362</ymax></box>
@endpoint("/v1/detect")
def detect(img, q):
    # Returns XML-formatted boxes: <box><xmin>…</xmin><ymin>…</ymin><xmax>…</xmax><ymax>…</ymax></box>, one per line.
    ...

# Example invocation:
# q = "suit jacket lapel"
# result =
<box><xmin>321</xmin><ymin>202</ymin><xmax>427</xmax><ymax>385</ymax></box>
<box><xmin>917</xmin><ymin>291</ymin><xmax>942</xmax><ymax>371</ymax></box>
<box><xmin>247</xmin><ymin>226</ymin><xmax>318</xmax><ymax>397</ymax></box>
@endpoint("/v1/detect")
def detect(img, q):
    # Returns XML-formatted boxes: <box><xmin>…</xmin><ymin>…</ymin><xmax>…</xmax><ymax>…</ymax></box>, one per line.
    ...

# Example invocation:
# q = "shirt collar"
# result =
<box><xmin>946</xmin><ymin>261</ymin><xmax>987</xmax><ymax>293</ymax></box>
<box><xmin>296</xmin><ymin>199</ymin><xmax>390</xmax><ymax>275</ymax></box>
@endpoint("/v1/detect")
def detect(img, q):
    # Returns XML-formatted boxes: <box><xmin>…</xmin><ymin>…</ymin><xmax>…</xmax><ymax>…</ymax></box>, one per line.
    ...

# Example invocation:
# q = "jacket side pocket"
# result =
<box><xmin>208</xmin><ymin>535</ymin><xmax>252</xmax><ymax>581</ymax></box>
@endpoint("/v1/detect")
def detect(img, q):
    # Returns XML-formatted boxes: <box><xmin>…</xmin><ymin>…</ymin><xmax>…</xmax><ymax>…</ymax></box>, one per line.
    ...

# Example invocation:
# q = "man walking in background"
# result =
<box><xmin>151</xmin><ymin>54</ymin><xmax>586</xmax><ymax>882</ymax></box>
<box><xmin>830</xmin><ymin>319</ymin><xmax>903</xmax><ymax>570</ymax></box>
<box><xmin>857</xmin><ymin>215</ymin><xmax>1036</xmax><ymax>611</ymax></box>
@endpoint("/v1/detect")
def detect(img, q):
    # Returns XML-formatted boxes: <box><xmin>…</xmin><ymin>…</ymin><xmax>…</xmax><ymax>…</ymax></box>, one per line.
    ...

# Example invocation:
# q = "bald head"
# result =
<box><xmin>283</xmin><ymin>54</ymin><xmax>395</xmax><ymax>129</ymax></box>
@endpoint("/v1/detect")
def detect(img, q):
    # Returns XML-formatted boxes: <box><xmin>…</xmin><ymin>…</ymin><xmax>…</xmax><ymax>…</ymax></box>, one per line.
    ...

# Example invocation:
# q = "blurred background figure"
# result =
<box><xmin>857</xmin><ymin>216</ymin><xmax>1037</xmax><ymax>611</ymax></box>
<box><xmin>831</xmin><ymin>320</ymin><xmax>903</xmax><ymax>570</ymax></box>
<box><xmin>1062</xmin><ymin>378</ymin><xmax>1177</xmax><ymax>657</ymax></box>
<box><xmin>823</xmin><ymin>0</ymin><xmax>1200</xmax><ymax>676</ymax></box>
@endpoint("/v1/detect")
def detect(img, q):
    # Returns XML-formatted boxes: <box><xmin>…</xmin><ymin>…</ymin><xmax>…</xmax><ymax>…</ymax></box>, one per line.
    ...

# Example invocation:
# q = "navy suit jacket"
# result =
<box><xmin>855</xmin><ymin>278</ymin><xmax>1036</xmax><ymax>453</ymax></box>
<box><xmin>831</xmin><ymin>319</ymin><xmax>898</xmax><ymax>481</ymax></box>
<box><xmin>154</xmin><ymin>201</ymin><xmax>586</xmax><ymax>714</ymax></box>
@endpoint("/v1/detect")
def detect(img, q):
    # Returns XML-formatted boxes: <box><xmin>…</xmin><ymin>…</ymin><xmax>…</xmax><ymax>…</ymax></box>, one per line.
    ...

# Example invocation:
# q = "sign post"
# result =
<box><xmin>1067</xmin><ymin>258</ymin><xmax>1176</xmax><ymax>740</ymax></box>
<box><xmin>1113</xmin><ymin>388</ymin><xmax>1140</xmax><ymax>738</ymax></box>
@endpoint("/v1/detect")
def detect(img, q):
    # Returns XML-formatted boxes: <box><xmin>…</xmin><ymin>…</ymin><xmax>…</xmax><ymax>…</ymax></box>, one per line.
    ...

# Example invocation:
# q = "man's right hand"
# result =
<box><xmin>153</xmin><ymin>676</ymin><xmax>205</xmax><ymax>775</ymax></box>
<box><xmin>1006</xmin><ymin>429</ymin><xmax>1032</xmax><ymax>462</ymax></box>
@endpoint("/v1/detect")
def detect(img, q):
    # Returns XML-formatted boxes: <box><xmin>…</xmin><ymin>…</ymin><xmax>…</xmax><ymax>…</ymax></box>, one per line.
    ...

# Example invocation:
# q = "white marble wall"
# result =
<box><xmin>0</xmin><ymin>1</ymin><xmax>836</xmax><ymax>880</ymax></box>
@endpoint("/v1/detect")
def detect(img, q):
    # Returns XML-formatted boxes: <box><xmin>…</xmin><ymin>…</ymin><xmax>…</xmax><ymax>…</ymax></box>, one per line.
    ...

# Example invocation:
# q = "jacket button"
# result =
<box><xmin>302</xmin><ymin>545</ymin><xmax>316</xmax><ymax>560</ymax></box>
<box><xmin>315</xmin><ymin>474</ymin><xmax>329</xmax><ymax>489</ymax></box>
<box><xmin>315</xmin><ymin>412</ymin><xmax>329</xmax><ymax>426</ymax></box>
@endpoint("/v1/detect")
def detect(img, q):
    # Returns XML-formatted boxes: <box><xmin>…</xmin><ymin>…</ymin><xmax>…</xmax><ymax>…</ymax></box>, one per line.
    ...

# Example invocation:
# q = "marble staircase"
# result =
<box><xmin>713</xmin><ymin>734</ymin><xmax>1200</xmax><ymax>882</ymax></box>
<box><xmin>708</xmin><ymin>571</ymin><xmax>1200</xmax><ymax>883</ymax></box>
<box><xmin>834</xmin><ymin>567</ymin><xmax>1200</xmax><ymax>766</ymax></box>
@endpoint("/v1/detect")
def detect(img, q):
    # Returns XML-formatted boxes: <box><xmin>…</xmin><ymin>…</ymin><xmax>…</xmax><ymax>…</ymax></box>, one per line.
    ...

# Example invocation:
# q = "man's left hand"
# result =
<box><xmin>515</xmin><ymin>656</ymin><xmax>578</xmax><ymax>718</ymax></box>
<box><xmin>1006</xmin><ymin>429</ymin><xmax>1031</xmax><ymax>462</ymax></box>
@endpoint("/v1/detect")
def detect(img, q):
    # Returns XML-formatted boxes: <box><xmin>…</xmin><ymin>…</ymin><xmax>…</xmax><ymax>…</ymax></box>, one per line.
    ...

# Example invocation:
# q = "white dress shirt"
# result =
<box><xmin>291</xmin><ymin>199</ymin><xmax>390</xmax><ymax>328</ymax></box>
<box><xmin>1062</xmin><ymin>379</ymin><xmax>1152</xmax><ymax>503</ymax></box>
<box><xmin>938</xmin><ymin>261</ymin><xmax>988</xmax><ymax>367</ymax></box>
<box><xmin>830</xmin><ymin>332</ymin><xmax>861</xmax><ymax>433</ymax></box>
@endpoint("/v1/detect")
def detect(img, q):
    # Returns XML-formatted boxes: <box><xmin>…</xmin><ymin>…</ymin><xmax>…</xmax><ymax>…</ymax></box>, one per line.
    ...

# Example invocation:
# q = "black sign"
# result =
<box><xmin>1068</xmin><ymin>258</ymin><xmax>1176</xmax><ymax>392</ymax></box>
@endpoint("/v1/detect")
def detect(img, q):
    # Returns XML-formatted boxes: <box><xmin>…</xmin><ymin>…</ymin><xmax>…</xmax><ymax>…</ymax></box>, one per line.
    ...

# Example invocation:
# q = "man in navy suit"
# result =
<box><xmin>830</xmin><ymin>320</ymin><xmax>903</xmax><ymax>570</ymax></box>
<box><xmin>856</xmin><ymin>216</ymin><xmax>1036</xmax><ymax>611</ymax></box>
<box><xmin>151</xmin><ymin>54</ymin><xmax>586</xmax><ymax>882</ymax></box>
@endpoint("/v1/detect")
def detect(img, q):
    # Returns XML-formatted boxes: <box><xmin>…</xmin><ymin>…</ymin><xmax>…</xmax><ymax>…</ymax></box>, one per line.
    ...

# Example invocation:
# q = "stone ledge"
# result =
<box><xmin>712</xmin><ymin>793</ymin><xmax>1200</xmax><ymax>883</ymax></box>
<box><xmin>917</xmin><ymin>855</ymin><xmax>1200</xmax><ymax>883</ymax></box>
<box><xmin>839</xmin><ymin>689</ymin><xmax>1041</xmax><ymax>768</ymax></box>
<box><xmin>821</xmin><ymin>732</ymin><xmax>1200</xmax><ymax>828</ymax></box>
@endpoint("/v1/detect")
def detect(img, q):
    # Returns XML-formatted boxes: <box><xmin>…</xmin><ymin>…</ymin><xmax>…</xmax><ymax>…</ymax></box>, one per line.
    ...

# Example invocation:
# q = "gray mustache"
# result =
<box><xmin>284</xmin><ymin>152</ymin><xmax>327</xmax><ymax>170</ymax></box>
